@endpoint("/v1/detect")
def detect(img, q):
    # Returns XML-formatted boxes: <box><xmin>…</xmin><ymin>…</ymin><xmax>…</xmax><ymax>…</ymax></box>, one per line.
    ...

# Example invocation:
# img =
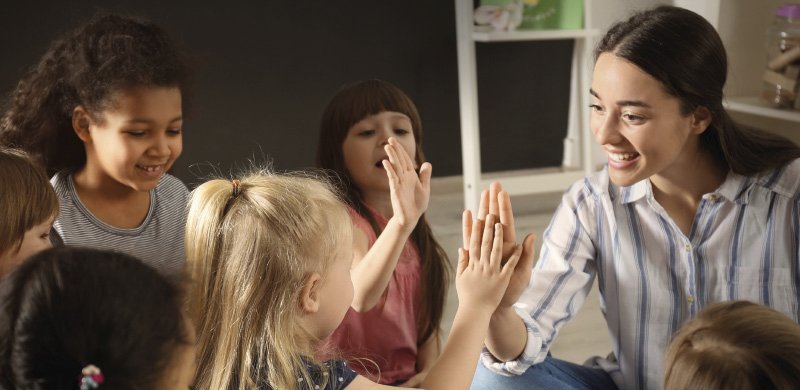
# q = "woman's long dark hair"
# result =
<box><xmin>316</xmin><ymin>79</ymin><xmax>450</xmax><ymax>346</ymax></box>
<box><xmin>596</xmin><ymin>5</ymin><xmax>800</xmax><ymax>175</ymax></box>
<box><xmin>0</xmin><ymin>247</ymin><xmax>189</xmax><ymax>389</ymax></box>
<box><xmin>0</xmin><ymin>14</ymin><xmax>190</xmax><ymax>176</ymax></box>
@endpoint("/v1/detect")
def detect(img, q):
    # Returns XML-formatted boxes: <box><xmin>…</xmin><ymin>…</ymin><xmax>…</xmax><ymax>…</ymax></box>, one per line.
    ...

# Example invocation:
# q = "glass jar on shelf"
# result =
<box><xmin>762</xmin><ymin>3</ymin><xmax>800</xmax><ymax>110</ymax></box>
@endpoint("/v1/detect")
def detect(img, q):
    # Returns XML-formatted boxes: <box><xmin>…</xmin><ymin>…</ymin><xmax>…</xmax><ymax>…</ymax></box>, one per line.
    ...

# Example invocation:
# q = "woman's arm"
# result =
<box><xmin>349</xmin><ymin>138</ymin><xmax>432</xmax><ymax>312</ymax></box>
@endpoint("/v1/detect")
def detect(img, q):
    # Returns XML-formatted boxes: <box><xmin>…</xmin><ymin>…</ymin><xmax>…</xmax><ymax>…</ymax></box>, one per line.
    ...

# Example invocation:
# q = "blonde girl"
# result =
<box><xmin>663</xmin><ymin>300</ymin><xmax>800</xmax><ymax>390</ymax></box>
<box><xmin>0</xmin><ymin>14</ymin><xmax>190</xmax><ymax>276</ymax></box>
<box><xmin>316</xmin><ymin>79</ymin><xmax>447</xmax><ymax>385</ymax></box>
<box><xmin>0</xmin><ymin>148</ymin><xmax>59</xmax><ymax>279</ymax></box>
<box><xmin>186</xmin><ymin>169</ymin><xmax>523</xmax><ymax>389</ymax></box>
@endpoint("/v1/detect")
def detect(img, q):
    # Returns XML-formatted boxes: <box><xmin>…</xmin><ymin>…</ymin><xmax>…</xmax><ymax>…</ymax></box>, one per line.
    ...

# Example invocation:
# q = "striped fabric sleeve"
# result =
<box><xmin>480</xmin><ymin>180</ymin><xmax>598</xmax><ymax>375</ymax></box>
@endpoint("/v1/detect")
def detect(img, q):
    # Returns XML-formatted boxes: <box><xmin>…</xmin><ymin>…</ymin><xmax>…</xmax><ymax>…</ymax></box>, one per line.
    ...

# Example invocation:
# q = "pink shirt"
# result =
<box><xmin>326</xmin><ymin>207</ymin><xmax>421</xmax><ymax>384</ymax></box>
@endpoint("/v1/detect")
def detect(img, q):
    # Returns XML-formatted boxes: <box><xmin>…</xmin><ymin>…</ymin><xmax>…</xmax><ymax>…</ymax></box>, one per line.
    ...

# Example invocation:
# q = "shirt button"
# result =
<box><xmin>708</xmin><ymin>194</ymin><xmax>717</xmax><ymax>201</ymax></box>
<box><xmin>687</xmin><ymin>295</ymin><xmax>694</xmax><ymax>303</ymax></box>
<box><xmin>684</xmin><ymin>244</ymin><xmax>691</xmax><ymax>252</ymax></box>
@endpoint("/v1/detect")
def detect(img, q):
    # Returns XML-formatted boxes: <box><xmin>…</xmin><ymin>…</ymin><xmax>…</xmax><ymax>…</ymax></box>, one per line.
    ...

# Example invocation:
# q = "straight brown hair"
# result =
<box><xmin>316</xmin><ymin>79</ymin><xmax>450</xmax><ymax>346</ymax></box>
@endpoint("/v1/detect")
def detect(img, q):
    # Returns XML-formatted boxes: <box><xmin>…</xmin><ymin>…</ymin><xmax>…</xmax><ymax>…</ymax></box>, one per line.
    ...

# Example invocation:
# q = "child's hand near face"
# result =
<box><xmin>382</xmin><ymin>137</ymin><xmax>431</xmax><ymax>233</ymax></box>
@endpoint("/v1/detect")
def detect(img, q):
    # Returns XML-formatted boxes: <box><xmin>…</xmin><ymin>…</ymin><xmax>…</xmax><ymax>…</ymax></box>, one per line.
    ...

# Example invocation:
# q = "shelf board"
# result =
<box><xmin>724</xmin><ymin>96</ymin><xmax>800</xmax><ymax>123</ymax></box>
<box><xmin>472</xmin><ymin>27</ymin><xmax>600</xmax><ymax>42</ymax></box>
<box><xmin>478</xmin><ymin>167</ymin><xmax>585</xmax><ymax>195</ymax></box>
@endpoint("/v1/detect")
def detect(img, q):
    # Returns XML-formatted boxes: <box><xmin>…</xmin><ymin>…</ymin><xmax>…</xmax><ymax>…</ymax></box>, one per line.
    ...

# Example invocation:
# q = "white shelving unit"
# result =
<box><xmin>725</xmin><ymin>96</ymin><xmax>800</xmax><ymax>123</ymax></box>
<box><xmin>455</xmin><ymin>0</ymin><xmax>599</xmax><ymax>211</ymax></box>
<box><xmin>685</xmin><ymin>0</ymin><xmax>800</xmax><ymax>131</ymax></box>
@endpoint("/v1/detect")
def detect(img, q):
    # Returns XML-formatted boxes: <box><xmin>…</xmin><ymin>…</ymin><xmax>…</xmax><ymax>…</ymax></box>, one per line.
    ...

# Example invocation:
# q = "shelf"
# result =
<box><xmin>472</xmin><ymin>27</ymin><xmax>600</xmax><ymax>42</ymax></box>
<box><xmin>476</xmin><ymin>168</ymin><xmax>585</xmax><ymax>195</ymax></box>
<box><xmin>724</xmin><ymin>96</ymin><xmax>800</xmax><ymax>123</ymax></box>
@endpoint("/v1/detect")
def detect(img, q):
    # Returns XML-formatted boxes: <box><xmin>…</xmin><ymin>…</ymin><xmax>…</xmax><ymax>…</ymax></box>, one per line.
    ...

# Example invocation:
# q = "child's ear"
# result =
<box><xmin>72</xmin><ymin>107</ymin><xmax>92</xmax><ymax>142</ymax></box>
<box><xmin>690</xmin><ymin>106</ymin><xmax>713</xmax><ymax>135</ymax></box>
<box><xmin>299</xmin><ymin>273</ymin><xmax>322</xmax><ymax>314</ymax></box>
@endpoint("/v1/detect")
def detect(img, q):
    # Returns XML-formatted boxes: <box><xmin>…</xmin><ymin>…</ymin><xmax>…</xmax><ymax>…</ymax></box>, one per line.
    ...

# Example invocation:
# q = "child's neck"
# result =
<box><xmin>360</xmin><ymin>190</ymin><xmax>393</xmax><ymax>219</ymax></box>
<box><xmin>72</xmin><ymin>167</ymin><xmax>152</xmax><ymax>229</ymax></box>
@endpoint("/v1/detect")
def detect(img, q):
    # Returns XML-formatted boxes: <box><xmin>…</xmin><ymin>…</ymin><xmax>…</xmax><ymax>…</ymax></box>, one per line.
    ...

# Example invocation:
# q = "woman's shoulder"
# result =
<box><xmin>753</xmin><ymin>158</ymin><xmax>800</xmax><ymax>199</ymax></box>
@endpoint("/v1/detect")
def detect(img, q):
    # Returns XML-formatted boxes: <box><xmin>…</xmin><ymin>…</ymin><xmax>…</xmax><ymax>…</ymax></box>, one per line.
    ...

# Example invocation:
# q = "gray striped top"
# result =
<box><xmin>51</xmin><ymin>172</ymin><xmax>188</xmax><ymax>277</ymax></box>
<box><xmin>482</xmin><ymin>159</ymin><xmax>800</xmax><ymax>390</ymax></box>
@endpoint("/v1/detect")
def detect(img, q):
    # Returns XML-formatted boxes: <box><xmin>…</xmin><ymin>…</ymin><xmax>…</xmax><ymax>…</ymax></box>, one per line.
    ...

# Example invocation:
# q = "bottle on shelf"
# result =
<box><xmin>762</xmin><ymin>3</ymin><xmax>800</xmax><ymax>110</ymax></box>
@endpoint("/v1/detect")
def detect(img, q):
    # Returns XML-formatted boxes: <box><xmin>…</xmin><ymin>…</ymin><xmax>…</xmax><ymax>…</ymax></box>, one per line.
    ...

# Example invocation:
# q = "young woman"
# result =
<box><xmin>472</xmin><ymin>5</ymin><xmax>800</xmax><ymax>389</ymax></box>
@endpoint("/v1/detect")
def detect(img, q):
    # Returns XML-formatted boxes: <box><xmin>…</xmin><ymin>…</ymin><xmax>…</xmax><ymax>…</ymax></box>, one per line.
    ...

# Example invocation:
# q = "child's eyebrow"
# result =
<box><xmin>589</xmin><ymin>88</ymin><xmax>651</xmax><ymax>108</ymax></box>
<box><xmin>124</xmin><ymin>116</ymin><xmax>183</xmax><ymax>124</ymax></box>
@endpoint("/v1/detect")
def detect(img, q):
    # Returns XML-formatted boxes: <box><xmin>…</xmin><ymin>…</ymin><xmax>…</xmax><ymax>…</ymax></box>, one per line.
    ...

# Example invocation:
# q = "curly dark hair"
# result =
<box><xmin>0</xmin><ymin>14</ymin><xmax>190</xmax><ymax>175</ymax></box>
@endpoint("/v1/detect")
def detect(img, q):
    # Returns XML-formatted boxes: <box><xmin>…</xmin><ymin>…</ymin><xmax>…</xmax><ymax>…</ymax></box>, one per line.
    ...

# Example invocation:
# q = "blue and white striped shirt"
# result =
<box><xmin>481</xmin><ymin>159</ymin><xmax>800</xmax><ymax>389</ymax></box>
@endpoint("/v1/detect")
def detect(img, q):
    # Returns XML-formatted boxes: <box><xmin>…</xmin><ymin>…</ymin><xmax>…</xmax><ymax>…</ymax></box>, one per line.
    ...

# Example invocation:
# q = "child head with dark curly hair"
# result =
<box><xmin>0</xmin><ymin>14</ymin><xmax>192</xmax><ymax>276</ymax></box>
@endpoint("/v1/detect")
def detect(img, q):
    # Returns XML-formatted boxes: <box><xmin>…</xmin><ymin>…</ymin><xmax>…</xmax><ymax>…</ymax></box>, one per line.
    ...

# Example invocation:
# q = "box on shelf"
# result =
<box><xmin>480</xmin><ymin>0</ymin><xmax>583</xmax><ymax>30</ymax></box>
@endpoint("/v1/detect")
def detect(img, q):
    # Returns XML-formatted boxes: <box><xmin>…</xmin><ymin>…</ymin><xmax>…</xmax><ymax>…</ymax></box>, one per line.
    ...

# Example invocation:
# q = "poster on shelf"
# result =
<box><xmin>480</xmin><ymin>0</ymin><xmax>584</xmax><ymax>30</ymax></box>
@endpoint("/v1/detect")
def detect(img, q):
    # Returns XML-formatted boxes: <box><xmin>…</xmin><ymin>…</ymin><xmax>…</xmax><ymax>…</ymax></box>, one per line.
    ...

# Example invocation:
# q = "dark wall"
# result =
<box><xmin>0</xmin><ymin>1</ymin><xmax>572</xmax><ymax>186</ymax></box>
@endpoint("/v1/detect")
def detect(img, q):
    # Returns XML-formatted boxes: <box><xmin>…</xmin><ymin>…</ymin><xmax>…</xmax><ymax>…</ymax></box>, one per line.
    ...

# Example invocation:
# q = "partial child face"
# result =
<box><xmin>342</xmin><ymin>111</ymin><xmax>417</xmax><ymax>194</ymax></box>
<box><xmin>157</xmin><ymin>319</ymin><xmax>197</xmax><ymax>389</ymax></box>
<box><xmin>315</xmin><ymin>240</ymin><xmax>355</xmax><ymax>339</ymax></box>
<box><xmin>590</xmin><ymin>53</ymin><xmax>702</xmax><ymax>187</ymax></box>
<box><xmin>79</xmin><ymin>86</ymin><xmax>183</xmax><ymax>192</ymax></box>
<box><xmin>0</xmin><ymin>215</ymin><xmax>54</xmax><ymax>278</ymax></box>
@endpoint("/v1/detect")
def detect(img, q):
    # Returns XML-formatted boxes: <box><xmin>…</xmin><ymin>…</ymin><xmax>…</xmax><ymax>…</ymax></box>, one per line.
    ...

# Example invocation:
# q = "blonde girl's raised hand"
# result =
<box><xmin>457</xmin><ymin>213</ymin><xmax>522</xmax><ymax>312</ymax></box>
<box><xmin>345</xmin><ymin>214</ymin><xmax>522</xmax><ymax>390</ymax></box>
<box><xmin>382</xmin><ymin>137</ymin><xmax>432</xmax><ymax>232</ymax></box>
<box><xmin>464</xmin><ymin>183</ymin><xmax>537</xmax><ymax>309</ymax></box>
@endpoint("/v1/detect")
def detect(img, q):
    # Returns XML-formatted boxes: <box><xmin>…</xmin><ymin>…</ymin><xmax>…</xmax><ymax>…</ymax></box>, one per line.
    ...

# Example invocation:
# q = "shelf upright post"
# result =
<box><xmin>581</xmin><ymin>0</ymin><xmax>596</xmax><ymax>176</ymax></box>
<box><xmin>455</xmin><ymin>0</ymin><xmax>483</xmax><ymax>212</ymax></box>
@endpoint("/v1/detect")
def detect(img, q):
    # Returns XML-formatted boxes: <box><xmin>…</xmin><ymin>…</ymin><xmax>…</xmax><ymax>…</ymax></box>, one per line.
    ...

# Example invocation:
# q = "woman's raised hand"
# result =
<box><xmin>383</xmin><ymin>137</ymin><xmax>431</xmax><ymax>231</ymax></box>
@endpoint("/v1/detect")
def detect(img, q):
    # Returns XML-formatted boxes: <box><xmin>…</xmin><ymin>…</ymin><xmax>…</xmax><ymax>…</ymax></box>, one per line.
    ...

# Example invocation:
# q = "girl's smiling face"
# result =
<box><xmin>77</xmin><ymin>86</ymin><xmax>183</xmax><ymax>192</ymax></box>
<box><xmin>590</xmin><ymin>53</ymin><xmax>707</xmax><ymax>187</ymax></box>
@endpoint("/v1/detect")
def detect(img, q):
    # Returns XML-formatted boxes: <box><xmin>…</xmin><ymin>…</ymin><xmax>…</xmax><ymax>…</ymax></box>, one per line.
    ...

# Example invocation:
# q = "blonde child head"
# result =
<box><xmin>186</xmin><ymin>169</ymin><xmax>352</xmax><ymax>389</ymax></box>
<box><xmin>664</xmin><ymin>300</ymin><xmax>800</xmax><ymax>389</ymax></box>
<box><xmin>0</xmin><ymin>148</ymin><xmax>58</xmax><ymax>277</ymax></box>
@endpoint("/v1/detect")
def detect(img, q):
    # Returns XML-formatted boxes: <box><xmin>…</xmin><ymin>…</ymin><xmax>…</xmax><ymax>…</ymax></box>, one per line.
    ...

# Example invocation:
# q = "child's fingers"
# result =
<box><xmin>490</xmin><ymin>222</ymin><xmax>503</xmax><ymax>269</ymax></box>
<box><xmin>418</xmin><ymin>162</ymin><xmax>432</xmax><ymax>188</ymax></box>
<box><xmin>462</xmin><ymin>209</ymin><xmax>473</xmax><ymax>250</ymax></box>
<box><xmin>384</xmin><ymin>143</ymin><xmax>401</xmax><ymax>173</ymax></box>
<box><xmin>469</xmin><ymin>214</ymin><xmax>484</xmax><ymax>262</ymax></box>
<box><xmin>388</xmin><ymin>137</ymin><xmax>413</xmax><ymax>172</ymax></box>
<box><xmin>382</xmin><ymin>159</ymin><xmax>398</xmax><ymax>188</ymax></box>
<box><xmin>479</xmin><ymin>214</ymin><xmax>496</xmax><ymax>265</ymax></box>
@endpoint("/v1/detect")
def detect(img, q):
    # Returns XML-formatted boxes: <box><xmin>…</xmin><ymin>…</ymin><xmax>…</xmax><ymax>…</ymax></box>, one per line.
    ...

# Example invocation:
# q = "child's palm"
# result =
<box><xmin>383</xmin><ymin>138</ymin><xmax>431</xmax><ymax>229</ymax></box>
<box><xmin>456</xmin><ymin>214</ymin><xmax>521</xmax><ymax>312</ymax></box>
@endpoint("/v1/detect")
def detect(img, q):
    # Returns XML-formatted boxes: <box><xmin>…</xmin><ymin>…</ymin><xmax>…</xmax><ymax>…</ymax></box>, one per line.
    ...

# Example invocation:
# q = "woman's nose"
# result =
<box><xmin>593</xmin><ymin>116</ymin><xmax>621</xmax><ymax>146</ymax></box>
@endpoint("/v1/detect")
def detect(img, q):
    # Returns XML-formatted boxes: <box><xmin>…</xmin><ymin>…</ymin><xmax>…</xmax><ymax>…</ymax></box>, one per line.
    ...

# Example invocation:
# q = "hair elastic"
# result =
<box><xmin>79</xmin><ymin>364</ymin><xmax>104</xmax><ymax>390</ymax></box>
<box><xmin>232</xmin><ymin>179</ymin><xmax>242</xmax><ymax>197</ymax></box>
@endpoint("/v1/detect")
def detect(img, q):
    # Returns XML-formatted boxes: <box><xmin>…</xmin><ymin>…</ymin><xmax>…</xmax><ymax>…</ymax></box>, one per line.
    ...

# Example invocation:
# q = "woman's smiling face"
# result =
<box><xmin>590</xmin><ymin>52</ymin><xmax>704</xmax><ymax>187</ymax></box>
